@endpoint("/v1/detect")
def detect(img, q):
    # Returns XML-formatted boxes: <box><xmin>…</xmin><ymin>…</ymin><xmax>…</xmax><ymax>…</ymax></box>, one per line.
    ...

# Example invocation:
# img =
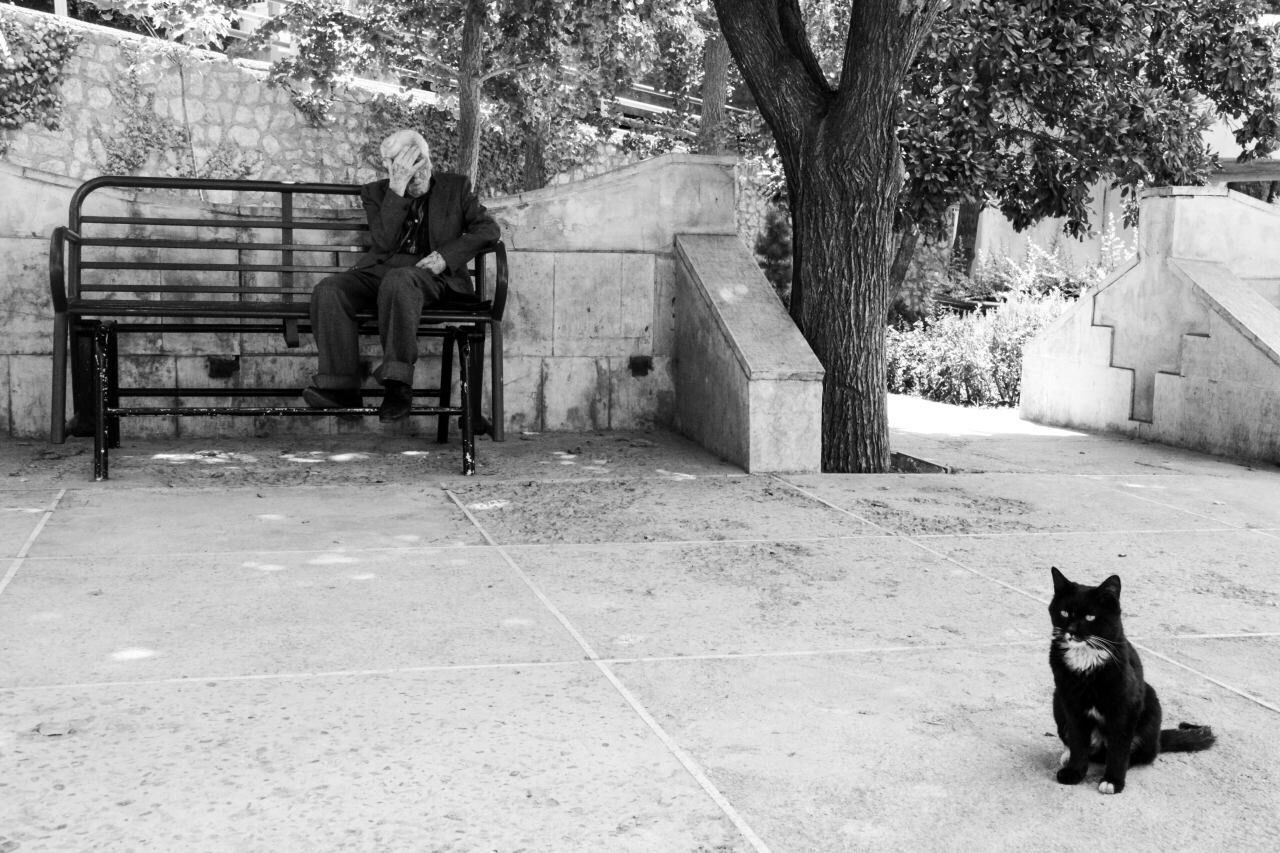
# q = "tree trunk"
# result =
<box><xmin>889</xmin><ymin>223</ymin><xmax>920</xmax><ymax>299</ymax></box>
<box><xmin>697</xmin><ymin>31</ymin><xmax>731</xmax><ymax>154</ymax></box>
<box><xmin>712</xmin><ymin>0</ymin><xmax>943</xmax><ymax>472</ymax></box>
<box><xmin>455</xmin><ymin>0</ymin><xmax>485</xmax><ymax>183</ymax></box>
<box><xmin>522</xmin><ymin>121</ymin><xmax>547</xmax><ymax>191</ymax></box>
<box><xmin>791</xmin><ymin>123</ymin><xmax>902</xmax><ymax>472</ymax></box>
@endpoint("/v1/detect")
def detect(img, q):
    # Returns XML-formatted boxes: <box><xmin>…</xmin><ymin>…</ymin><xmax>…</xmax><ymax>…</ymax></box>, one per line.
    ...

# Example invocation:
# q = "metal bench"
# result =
<box><xmin>49</xmin><ymin>176</ymin><xmax>507</xmax><ymax>480</ymax></box>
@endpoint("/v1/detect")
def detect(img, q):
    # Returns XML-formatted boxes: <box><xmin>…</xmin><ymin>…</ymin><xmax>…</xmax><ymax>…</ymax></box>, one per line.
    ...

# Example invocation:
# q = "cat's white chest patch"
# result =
<box><xmin>1062</xmin><ymin>641</ymin><xmax>1111</xmax><ymax>672</ymax></box>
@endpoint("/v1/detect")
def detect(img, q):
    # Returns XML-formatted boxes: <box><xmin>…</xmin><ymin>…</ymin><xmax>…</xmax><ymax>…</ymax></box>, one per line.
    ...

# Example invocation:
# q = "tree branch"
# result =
<box><xmin>711</xmin><ymin>0</ymin><xmax>833</xmax><ymax>165</ymax></box>
<box><xmin>777</xmin><ymin>0</ymin><xmax>834</xmax><ymax>95</ymax></box>
<box><xmin>838</xmin><ymin>0</ymin><xmax>943</xmax><ymax>110</ymax></box>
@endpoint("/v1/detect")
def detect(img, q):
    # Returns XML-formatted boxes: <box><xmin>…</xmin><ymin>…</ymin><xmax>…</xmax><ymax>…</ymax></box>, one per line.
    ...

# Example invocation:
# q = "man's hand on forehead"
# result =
<box><xmin>386</xmin><ymin>143</ymin><xmax>431</xmax><ymax>196</ymax></box>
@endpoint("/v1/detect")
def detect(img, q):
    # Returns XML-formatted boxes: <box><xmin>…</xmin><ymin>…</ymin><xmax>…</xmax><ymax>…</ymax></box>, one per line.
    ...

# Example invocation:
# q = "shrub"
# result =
<box><xmin>886</xmin><ymin>291</ymin><xmax>1070</xmax><ymax>407</ymax></box>
<box><xmin>754</xmin><ymin>206</ymin><xmax>792</xmax><ymax>307</ymax></box>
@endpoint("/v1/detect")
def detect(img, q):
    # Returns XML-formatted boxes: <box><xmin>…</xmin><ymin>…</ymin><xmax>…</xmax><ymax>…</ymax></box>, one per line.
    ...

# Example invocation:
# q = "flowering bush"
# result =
<box><xmin>886</xmin><ymin>291</ymin><xmax>1071</xmax><ymax>406</ymax></box>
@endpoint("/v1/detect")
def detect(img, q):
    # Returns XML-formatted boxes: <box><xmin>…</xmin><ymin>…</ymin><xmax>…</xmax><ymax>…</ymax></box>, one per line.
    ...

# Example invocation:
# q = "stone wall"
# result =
<box><xmin>1021</xmin><ymin>187</ymin><xmax>1280</xmax><ymax>462</ymax></box>
<box><xmin>1</xmin><ymin>6</ymin><xmax>801</xmax><ymax>460</ymax></box>
<box><xmin>0</xmin><ymin>4</ymin><xmax>391</xmax><ymax>188</ymax></box>
<box><xmin>2</xmin><ymin>148</ymin><xmax>741</xmax><ymax>441</ymax></box>
<box><xmin>673</xmin><ymin>235</ymin><xmax>823</xmax><ymax>472</ymax></box>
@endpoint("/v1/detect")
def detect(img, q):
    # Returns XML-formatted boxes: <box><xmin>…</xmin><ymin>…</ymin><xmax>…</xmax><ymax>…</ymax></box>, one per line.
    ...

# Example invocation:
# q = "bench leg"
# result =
<box><xmin>105</xmin><ymin>325</ymin><xmax>121</xmax><ymax>449</ymax></box>
<box><xmin>436</xmin><ymin>328</ymin><xmax>455</xmax><ymax>444</ymax></box>
<box><xmin>68</xmin><ymin>320</ymin><xmax>97</xmax><ymax>438</ymax></box>
<box><xmin>489</xmin><ymin>323</ymin><xmax>505</xmax><ymax>442</ymax></box>
<box><xmin>469</xmin><ymin>329</ymin><xmax>484</xmax><ymax>436</ymax></box>
<box><xmin>457</xmin><ymin>331</ymin><xmax>475</xmax><ymax>476</ymax></box>
<box><xmin>51</xmin><ymin>313</ymin><xmax>68</xmax><ymax>444</ymax></box>
<box><xmin>92</xmin><ymin>322</ymin><xmax>112</xmax><ymax>481</ymax></box>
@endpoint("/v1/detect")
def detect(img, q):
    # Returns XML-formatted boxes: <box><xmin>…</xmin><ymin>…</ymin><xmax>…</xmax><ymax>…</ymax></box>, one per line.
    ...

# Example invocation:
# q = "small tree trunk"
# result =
<box><xmin>522</xmin><ymin>122</ymin><xmax>547</xmax><ymax>191</ymax></box>
<box><xmin>697</xmin><ymin>31</ymin><xmax>731</xmax><ymax>154</ymax></box>
<box><xmin>951</xmin><ymin>199</ymin><xmax>981</xmax><ymax>275</ymax></box>
<box><xmin>889</xmin><ymin>223</ymin><xmax>920</xmax><ymax>298</ymax></box>
<box><xmin>455</xmin><ymin>0</ymin><xmax>485</xmax><ymax>183</ymax></box>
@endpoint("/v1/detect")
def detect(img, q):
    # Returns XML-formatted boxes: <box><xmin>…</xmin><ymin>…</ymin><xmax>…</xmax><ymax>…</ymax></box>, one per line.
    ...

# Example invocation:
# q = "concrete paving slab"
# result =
<box><xmin>888</xmin><ymin>393</ymin><xmax>1277</xmax><ymax>477</ymax></box>
<box><xmin>0</xmin><ymin>431</ymin><xmax>742</xmax><ymax>490</ymax></box>
<box><xmin>509</xmin><ymin>538</ymin><xmax>1042</xmax><ymax>658</ymax></box>
<box><xmin>0</xmin><ymin>517</ymin><xmax>43</xmax><ymax>558</ymax></box>
<box><xmin>926</xmin><ymin>530</ymin><xmax>1280</xmax><ymax>636</ymax></box>
<box><xmin>1140</xmin><ymin>636</ymin><xmax>1280</xmax><ymax>710</ymax></box>
<box><xmin>0</xmin><ymin>666</ymin><xmax>747</xmax><ymax>852</ymax></box>
<box><xmin>782</xmin><ymin>473</ymin><xmax>1230</xmax><ymax>536</ymax></box>
<box><xmin>450</xmin><ymin>477</ymin><xmax>880</xmax><ymax>545</ymax></box>
<box><xmin>27</xmin><ymin>485</ymin><xmax>484</xmax><ymax>558</ymax></box>
<box><xmin>1</xmin><ymin>410</ymin><xmax>1277</xmax><ymax>852</ymax></box>
<box><xmin>611</xmin><ymin>646</ymin><xmax>1279</xmax><ymax>852</ymax></box>
<box><xmin>1102</xmin><ymin>474</ymin><xmax>1280</xmax><ymax>530</ymax></box>
<box><xmin>0</xmin><ymin>549</ymin><xmax>585</xmax><ymax>687</ymax></box>
<box><xmin>0</xmin><ymin>490</ymin><xmax>60</xmax><ymax>509</ymax></box>
<box><xmin>889</xmin><ymin>430</ymin><xmax>1264</xmax><ymax>476</ymax></box>
<box><xmin>0</xmin><ymin>490</ymin><xmax>57</xmax><ymax>558</ymax></box>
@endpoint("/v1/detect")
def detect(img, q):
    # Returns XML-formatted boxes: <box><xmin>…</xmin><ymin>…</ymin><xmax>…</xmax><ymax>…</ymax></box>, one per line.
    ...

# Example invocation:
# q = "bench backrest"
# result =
<box><xmin>58</xmin><ymin>176</ymin><xmax>498</xmax><ymax>310</ymax></box>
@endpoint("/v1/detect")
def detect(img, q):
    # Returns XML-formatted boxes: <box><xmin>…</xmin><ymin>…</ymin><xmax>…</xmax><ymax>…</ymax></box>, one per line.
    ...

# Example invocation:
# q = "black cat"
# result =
<box><xmin>1049</xmin><ymin>567</ymin><xmax>1215</xmax><ymax>794</ymax></box>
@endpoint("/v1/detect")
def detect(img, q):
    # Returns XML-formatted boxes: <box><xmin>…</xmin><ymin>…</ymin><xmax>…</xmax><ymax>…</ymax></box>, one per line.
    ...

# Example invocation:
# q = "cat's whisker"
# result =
<box><xmin>1087</xmin><ymin>636</ymin><xmax>1119</xmax><ymax>657</ymax></box>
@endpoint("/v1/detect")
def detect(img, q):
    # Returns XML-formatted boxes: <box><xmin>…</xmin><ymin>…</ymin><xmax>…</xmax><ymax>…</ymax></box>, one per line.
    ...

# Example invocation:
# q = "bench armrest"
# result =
<box><xmin>49</xmin><ymin>226</ymin><xmax>81</xmax><ymax>313</ymax></box>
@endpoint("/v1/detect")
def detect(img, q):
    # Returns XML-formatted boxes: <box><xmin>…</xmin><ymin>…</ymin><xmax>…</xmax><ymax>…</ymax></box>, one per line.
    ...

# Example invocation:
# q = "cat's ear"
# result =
<box><xmin>1099</xmin><ymin>575</ymin><xmax>1122</xmax><ymax>601</ymax></box>
<box><xmin>1051</xmin><ymin>566</ymin><xmax>1071</xmax><ymax>594</ymax></box>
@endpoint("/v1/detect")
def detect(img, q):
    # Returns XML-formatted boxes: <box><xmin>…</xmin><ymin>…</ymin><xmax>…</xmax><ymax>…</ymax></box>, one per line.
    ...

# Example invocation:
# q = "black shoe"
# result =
<box><xmin>378</xmin><ymin>381</ymin><xmax>414</xmax><ymax>422</ymax></box>
<box><xmin>302</xmin><ymin>386</ymin><xmax>362</xmax><ymax>410</ymax></box>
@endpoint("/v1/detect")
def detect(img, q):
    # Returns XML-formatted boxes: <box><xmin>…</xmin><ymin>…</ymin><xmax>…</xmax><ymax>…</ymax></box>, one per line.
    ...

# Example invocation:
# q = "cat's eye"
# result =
<box><xmin>1085</xmin><ymin>615</ymin><xmax>1096</xmax><ymax>622</ymax></box>
<box><xmin>1059</xmin><ymin>610</ymin><xmax>1069</xmax><ymax>618</ymax></box>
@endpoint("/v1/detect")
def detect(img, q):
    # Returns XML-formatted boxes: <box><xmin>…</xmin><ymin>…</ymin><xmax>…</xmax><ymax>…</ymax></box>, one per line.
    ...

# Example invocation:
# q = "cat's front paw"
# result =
<box><xmin>1098</xmin><ymin>778</ymin><xmax>1125</xmax><ymax>795</ymax></box>
<box><xmin>1056</xmin><ymin>767</ymin><xmax>1085</xmax><ymax>785</ymax></box>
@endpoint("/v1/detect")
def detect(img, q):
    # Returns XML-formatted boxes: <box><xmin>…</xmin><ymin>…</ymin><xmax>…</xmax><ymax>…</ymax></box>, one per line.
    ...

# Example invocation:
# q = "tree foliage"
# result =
<box><xmin>241</xmin><ymin>0</ymin><xmax>661</xmax><ymax>188</ymax></box>
<box><xmin>902</xmin><ymin>0</ymin><xmax>1280</xmax><ymax>240</ymax></box>
<box><xmin>84</xmin><ymin>0</ymin><xmax>250</xmax><ymax>46</ymax></box>
<box><xmin>769</xmin><ymin>1</ymin><xmax>1280</xmax><ymax>243</ymax></box>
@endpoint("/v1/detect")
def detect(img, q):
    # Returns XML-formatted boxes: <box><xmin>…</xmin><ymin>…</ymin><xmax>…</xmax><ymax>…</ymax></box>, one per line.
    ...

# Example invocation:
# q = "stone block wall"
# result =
<box><xmin>1</xmin><ymin>6</ymin><xmax>783</xmax><ymax>458</ymax></box>
<box><xmin>0</xmin><ymin>4</ymin><xmax>391</xmax><ymax>186</ymax></box>
<box><xmin>1021</xmin><ymin>187</ymin><xmax>1280</xmax><ymax>462</ymax></box>
<box><xmin>2</xmin><ymin>151</ymin><xmax>741</xmax><ymax>440</ymax></box>
<box><xmin>672</xmin><ymin>235</ymin><xmax>823</xmax><ymax>472</ymax></box>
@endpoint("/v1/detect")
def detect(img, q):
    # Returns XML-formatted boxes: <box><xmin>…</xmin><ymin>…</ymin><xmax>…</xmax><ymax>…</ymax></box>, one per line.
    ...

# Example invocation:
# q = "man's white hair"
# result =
<box><xmin>380</xmin><ymin>129</ymin><xmax>430</xmax><ymax>160</ymax></box>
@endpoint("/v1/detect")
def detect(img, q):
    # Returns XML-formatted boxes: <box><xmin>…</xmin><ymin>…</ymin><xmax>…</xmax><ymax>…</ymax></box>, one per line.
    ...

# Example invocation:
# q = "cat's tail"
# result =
<box><xmin>1160</xmin><ymin>722</ymin><xmax>1216</xmax><ymax>752</ymax></box>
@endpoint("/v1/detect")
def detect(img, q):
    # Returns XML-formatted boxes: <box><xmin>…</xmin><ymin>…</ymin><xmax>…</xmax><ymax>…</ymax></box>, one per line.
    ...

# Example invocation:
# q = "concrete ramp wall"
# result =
<box><xmin>1021</xmin><ymin>187</ymin><xmax>1280</xmax><ymax>461</ymax></box>
<box><xmin>673</xmin><ymin>234</ymin><xmax>824</xmax><ymax>472</ymax></box>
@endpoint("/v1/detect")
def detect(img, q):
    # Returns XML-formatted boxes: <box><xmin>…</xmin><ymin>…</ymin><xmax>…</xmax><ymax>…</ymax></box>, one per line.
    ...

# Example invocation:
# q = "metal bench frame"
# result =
<box><xmin>49</xmin><ymin>176</ymin><xmax>507</xmax><ymax>480</ymax></box>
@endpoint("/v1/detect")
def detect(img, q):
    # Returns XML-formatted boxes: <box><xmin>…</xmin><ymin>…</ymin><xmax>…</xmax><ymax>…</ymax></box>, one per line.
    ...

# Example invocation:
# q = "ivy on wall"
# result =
<box><xmin>95</xmin><ymin>51</ymin><xmax>189</xmax><ymax>174</ymax></box>
<box><xmin>0</xmin><ymin>12</ymin><xmax>82</xmax><ymax>154</ymax></box>
<box><xmin>93</xmin><ymin>44</ymin><xmax>261</xmax><ymax>178</ymax></box>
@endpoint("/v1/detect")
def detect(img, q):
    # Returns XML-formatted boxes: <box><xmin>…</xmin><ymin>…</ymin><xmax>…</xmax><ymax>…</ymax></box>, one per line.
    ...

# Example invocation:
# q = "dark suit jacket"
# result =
<box><xmin>352</xmin><ymin>173</ymin><xmax>500</xmax><ymax>294</ymax></box>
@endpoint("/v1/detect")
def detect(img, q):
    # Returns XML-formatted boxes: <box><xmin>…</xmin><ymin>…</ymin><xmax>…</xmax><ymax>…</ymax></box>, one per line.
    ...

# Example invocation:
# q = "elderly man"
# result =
<box><xmin>303</xmin><ymin>129</ymin><xmax>500</xmax><ymax>421</ymax></box>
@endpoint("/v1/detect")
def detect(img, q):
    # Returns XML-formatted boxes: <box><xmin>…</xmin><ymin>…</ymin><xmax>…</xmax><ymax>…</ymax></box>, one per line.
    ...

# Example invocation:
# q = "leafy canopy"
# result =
<box><xmin>747</xmin><ymin>1</ymin><xmax>1280</xmax><ymax>238</ymax></box>
<box><xmin>902</xmin><ymin>0</ymin><xmax>1280</xmax><ymax>237</ymax></box>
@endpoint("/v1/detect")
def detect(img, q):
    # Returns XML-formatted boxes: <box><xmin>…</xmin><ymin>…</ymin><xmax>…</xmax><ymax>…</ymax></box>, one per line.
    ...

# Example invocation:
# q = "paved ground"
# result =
<box><xmin>1</xmin><ymin>396</ymin><xmax>1278</xmax><ymax>852</ymax></box>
